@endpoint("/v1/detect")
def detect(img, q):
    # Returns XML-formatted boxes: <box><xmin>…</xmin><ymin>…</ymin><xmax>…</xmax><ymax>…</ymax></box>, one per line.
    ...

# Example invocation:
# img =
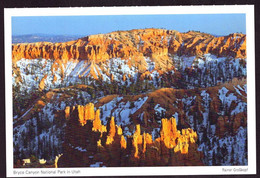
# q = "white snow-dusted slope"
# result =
<box><xmin>13</xmin><ymin>54</ymin><xmax>247</xmax><ymax>94</ymax></box>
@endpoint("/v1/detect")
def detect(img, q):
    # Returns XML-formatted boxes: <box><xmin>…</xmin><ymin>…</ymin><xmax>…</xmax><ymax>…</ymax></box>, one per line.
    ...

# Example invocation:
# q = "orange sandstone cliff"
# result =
<box><xmin>12</xmin><ymin>29</ymin><xmax>246</xmax><ymax>64</ymax></box>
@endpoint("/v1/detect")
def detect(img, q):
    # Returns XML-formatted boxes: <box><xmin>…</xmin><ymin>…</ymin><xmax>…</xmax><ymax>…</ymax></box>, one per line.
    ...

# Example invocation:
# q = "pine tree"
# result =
<box><xmin>221</xmin><ymin>143</ymin><xmax>228</xmax><ymax>163</ymax></box>
<box><xmin>130</xmin><ymin>101</ymin><xmax>135</xmax><ymax>109</ymax></box>
<box><xmin>215</xmin><ymin>141</ymin><xmax>221</xmax><ymax>165</ymax></box>
<box><xmin>230</xmin><ymin>145</ymin><xmax>235</xmax><ymax>165</ymax></box>
<box><xmin>212</xmin><ymin>150</ymin><xmax>216</xmax><ymax>165</ymax></box>
<box><xmin>149</xmin><ymin>97</ymin><xmax>155</xmax><ymax>108</ymax></box>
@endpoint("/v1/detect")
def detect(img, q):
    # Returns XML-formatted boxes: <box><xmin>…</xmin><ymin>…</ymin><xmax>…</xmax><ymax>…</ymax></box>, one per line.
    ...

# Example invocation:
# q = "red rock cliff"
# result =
<box><xmin>12</xmin><ymin>29</ymin><xmax>246</xmax><ymax>64</ymax></box>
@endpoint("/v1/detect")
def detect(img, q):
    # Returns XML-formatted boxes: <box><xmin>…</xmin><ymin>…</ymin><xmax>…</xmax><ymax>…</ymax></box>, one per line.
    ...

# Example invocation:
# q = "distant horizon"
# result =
<box><xmin>12</xmin><ymin>14</ymin><xmax>246</xmax><ymax>36</ymax></box>
<box><xmin>11</xmin><ymin>28</ymin><xmax>246</xmax><ymax>38</ymax></box>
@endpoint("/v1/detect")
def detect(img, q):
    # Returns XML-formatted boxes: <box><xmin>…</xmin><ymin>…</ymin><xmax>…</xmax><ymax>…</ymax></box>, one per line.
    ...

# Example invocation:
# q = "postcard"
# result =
<box><xmin>5</xmin><ymin>5</ymin><xmax>256</xmax><ymax>177</ymax></box>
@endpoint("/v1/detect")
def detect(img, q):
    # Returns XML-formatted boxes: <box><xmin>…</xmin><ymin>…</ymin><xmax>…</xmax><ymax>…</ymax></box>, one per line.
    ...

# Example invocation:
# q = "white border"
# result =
<box><xmin>5</xmin><ymin>5</ymin><xmax>256</xmax><ymax>177</ymax></box>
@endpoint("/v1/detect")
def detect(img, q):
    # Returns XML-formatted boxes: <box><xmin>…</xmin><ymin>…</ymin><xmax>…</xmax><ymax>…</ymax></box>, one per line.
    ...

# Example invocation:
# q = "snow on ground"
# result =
<box><xmin>90</xmin><ymin>162</ymin><xmax>104</xmax><ymax>167</ymax></box>
<box><xmin>233</xmin><ymin>86</ymin><xmax>243</xmax><ymax>96</ymax></box>
<box><xmin>231</xmin><ymin>102</ymin><xmax>247</xmax><ymax>115</ymax></box>
<box><xmin>172</xmin><ymin>112</ymin><xmax>179</xmax><ymax>125</ymax></box>
<box><xmin>200</xmin><ymin>90</ymin><xmax>211</xmax><ymax>127</ymax></box>
<box><xmin>123</xmin><ymin>126</ymin><xmax>132</xmax><ymax>136</ymax></box>
<box><xmin>181</xmin><ymin>56</ymin><xmax>196</xmax><ymax>69</ymax></box>
<box><xmin>13</xmin><ymin>91</ymin><xmax>93</xmax><ymax>160</ymax></box>
<box><xmin>99</xmin><ymin>96</ymin><xmax>123</xmax><ymax>125</ymax></box>
<box><xmin>139</xmin><ymin>112</ymin><xmax>144</xmax><ymax>122</ymax></box>
<box><xmin>217</xmin><ymin>127</ymin><xmax>247</xmax><ymax>165</ymax></box>
<box><xmin>182</xmin><ymin>96</ymin><xmax>196</xmax><ymax>107</ymax></box>
<box><xmin>68</xmin><ymin>143</ymin><xmax>87</xmax><ymax>152</ymax></box>
<box><xmin>149</xmin><ymin>70</ymin><xmax>160</xmax><ymax>87</ymax></box>
<box><xmin>14</xmin><ymin>54</ymin><xmax>247</xmax><ymax>96</ymax></box>
<box><xmin>210</xmin><ymin>125</ymin><xmax>216</xmax><ymax>135</ymax></box>
<box><xmin>111</xmin><ymin>96</ymin><xmax>148</xmax><ymax>126</ymax></box>
<box><xmin>144</xmin><ymin>57</ymin><xmax>155</xmax><ymax>71</ymax></box>
<box><xmin>203</xmin><ymin>54</ymin><xmax>226</xmax><ymax>63</ymax></box>
<box><xmin>198</xmin><ymin>126</ymin><xmax>247</xmax><ymax>166</ymax></box>
<box><xmin>152</xmin><ymin>128</ymin><xmax>160</xmax><ymax>140</ymax></box>
<box><xmin>19</xmin><ymin>106</ymin><xmax>34</xmax><ymax>119</ymax></box>
<box><xmin>218</xmin><ymin>87</ymin><xmax>237</xmax><ymax>107</ymax></box>
<box><xmin>154</xmin><ymin>104</ymin><xmax>166</xmax><ymax>115</ymax></box>
<box><xmin>69</xmin><ymin>60</ymin><xmax>89</xmax><ymax>76</ymax></box>
<box><xmin>107</xmin><ymin>58</ymin><xmax>137</xmax><ymax>83</ymax></box>
<box><xmin>237</xmin><ymin>84</ymin><xmax>247</xmax><ymax>94</ymax></box>
<box><xmin>99</xmin><ymin>96</ymin><xmax>148</xmax><ymax>126</ymax></box>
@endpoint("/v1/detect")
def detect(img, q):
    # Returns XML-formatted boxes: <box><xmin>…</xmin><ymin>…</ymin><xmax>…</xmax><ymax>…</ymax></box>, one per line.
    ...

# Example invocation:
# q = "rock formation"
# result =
<box><xmin>12</xmin><ymin>29</ymin><xmax>246</xmax><ymax>65</ymax></box>
<box><xmin>12</xmin><ymin>28</ymin><xmax>248</xmax><ymax>168</ymax></box>
<box><xmin>58</xmin><ymin>103</ymin><xmax>203</xmax><ymax>167</ymax></box>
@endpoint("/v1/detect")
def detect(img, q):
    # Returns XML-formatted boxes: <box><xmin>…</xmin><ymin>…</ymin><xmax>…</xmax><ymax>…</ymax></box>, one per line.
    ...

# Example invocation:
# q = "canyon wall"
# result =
<box><xmin>12</xmin><ymin>29</ymin><xmax>246</xmax><ymax>64</ymax></box>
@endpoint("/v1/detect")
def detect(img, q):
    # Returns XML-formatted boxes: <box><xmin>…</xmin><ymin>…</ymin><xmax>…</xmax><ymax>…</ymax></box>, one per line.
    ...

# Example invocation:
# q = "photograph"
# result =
<box><xmin>5</xmin><ymin>5</ymin><xmax>256</xmax><ymax>176</ymax></box>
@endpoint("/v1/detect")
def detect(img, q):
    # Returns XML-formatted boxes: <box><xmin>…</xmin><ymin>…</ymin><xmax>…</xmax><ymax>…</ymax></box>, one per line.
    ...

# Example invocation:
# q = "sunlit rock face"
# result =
<box><xmin>58</xmin><ymin>103</ymin><xmax>203</xmax><ymax>167</ymax></box>
<box><xmin>12</xmin><ymin>29</ymin><xmax>246</xmax><ymax>64</ymax></box>
<box><xmin>12</xmin><ymin>29</ymin><xmax>247</xmax><ymax>96</ymax></box>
